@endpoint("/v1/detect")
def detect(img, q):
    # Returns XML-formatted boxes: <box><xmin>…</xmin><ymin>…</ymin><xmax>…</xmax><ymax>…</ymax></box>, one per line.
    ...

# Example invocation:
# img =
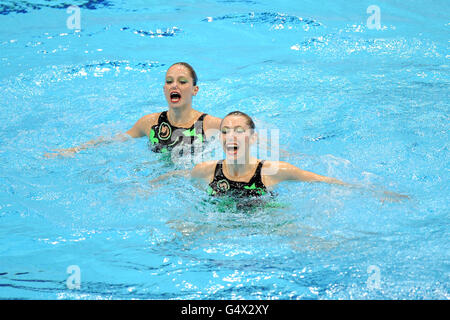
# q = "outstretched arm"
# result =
<box><xmin>264</xmin><ymin>161</ymin><xmax>409</xmax><ymax>202</ymax></box>
<box><xmin>148</xmin><ymin>161</ymin><xmax>217</xmax><ymax>189</ymax></box>
<box><xmin>44</xmin><ymin>133</ymin><xmax>131</xmax><ymax>158</ymax></box>
<box><xmin>148</xmin><ymin>169</ymin><xmax>190</xmax><ymax>186</ymax></box>
<box><xmin>265</xmin><ymin>161</ymin><xmax>349</xmax><ymax>186</ymax></box>
<box><xmin>44</xmin><ymin>113</ymin><xmax>158</xmax><ymax>158</ymax></box>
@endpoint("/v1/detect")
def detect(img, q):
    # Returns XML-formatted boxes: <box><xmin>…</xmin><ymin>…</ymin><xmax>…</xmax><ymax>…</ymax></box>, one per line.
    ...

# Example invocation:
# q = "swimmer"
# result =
<box><xmin>45</xmin><ymin>62</ymin><xmax>222</xmax><ymax>158</ymax></box>
<box><xmin>191</xmin><ymin>111</ymin><xmax>410</xmax><ymax>201</ymax></box>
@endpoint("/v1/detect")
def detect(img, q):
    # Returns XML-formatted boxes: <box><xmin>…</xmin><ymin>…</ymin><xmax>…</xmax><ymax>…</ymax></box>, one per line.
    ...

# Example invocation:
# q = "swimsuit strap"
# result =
<box><xmin>213</xmin><ymin>160</ymin><xmax>265</xmax><ymax>184</ymax></box>
<box><xmin>158</xmin><ymin>110</ymin><xmax>169</xmax><ymax>124</ymax></box>
<box><xmin>208</xmin><ymin>160</ymin><xmax>267</xmax><ymax>197</ymax></box>
<box><xmin>149</xmin><ymin>111</ymin><xmax>208</xmax><ymax>154</ymax></box>
<box><xmin>158</xmin><ymin>111</ymin><xmax>207</xmax><ymax>130</ymax></box>
<box><xmin>251</xmin><ymin>160</ymin><xmax>265</xmax><ymax>183</ymax></box>
<box><xmin>193</xmin><ymin>113</ymin><xmax>207</xmax><ymax>140</ymax></box>
<box><xmin>213</xmin><ymin>160</ymin><xmax>225</xmax><ymax>179</ymax></box>
<box><xmin>196</xmin><ymin>113</ymin><xmax>207</xmax><ymax>124</ymax></box>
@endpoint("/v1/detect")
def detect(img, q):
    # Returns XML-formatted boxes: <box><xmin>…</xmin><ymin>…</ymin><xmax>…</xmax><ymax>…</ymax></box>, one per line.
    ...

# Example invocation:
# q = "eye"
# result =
<box><xmin>166</xmin><ymin>79</ymin><xmax>173</xmax><ymax>84</ymax></box>
<box><xmin>221</xmin><ymin>128</ymin><xmax>229</xmax><ymax>134</ymax></box>
<box><xmin>235</xmin><ymin>127</ymin><xmax>245</xmax><ymax>134</ymax></box>
<box><xmin>179</xmin><ymin>78</ymin><xmax>188</xmax><ymax>84</ymax></box>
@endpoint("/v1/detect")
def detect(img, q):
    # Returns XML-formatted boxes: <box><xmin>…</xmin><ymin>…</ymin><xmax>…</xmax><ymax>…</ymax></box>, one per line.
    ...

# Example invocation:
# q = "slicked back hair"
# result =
<box><xmin>221</xmin><ymin>111</ymin><xmax>256</xmax><ymax>132</ymax></box>
<box><xmin>168</xmin><ymin>62</ymin><xmax>198</xmax><ymax>86</ymax></box>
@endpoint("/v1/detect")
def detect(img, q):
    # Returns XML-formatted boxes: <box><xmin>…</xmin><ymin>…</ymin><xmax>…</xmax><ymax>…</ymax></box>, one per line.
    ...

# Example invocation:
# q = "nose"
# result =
<box><xmin>225</xmin><ymin>132</ymin><xmax>239</xmax><ymax>142</ymax></box>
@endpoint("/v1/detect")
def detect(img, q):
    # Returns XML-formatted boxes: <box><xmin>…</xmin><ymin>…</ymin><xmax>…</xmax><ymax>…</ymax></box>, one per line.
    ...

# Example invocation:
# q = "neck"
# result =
<box><xmin>168</xmin><ymin>104</ymin><xmax>194</xmax><ymax>126</ymax></box>
<box><xmin>224</xmin><ymin>156</ymin><xmax>257</xmax><ymax>178</ymax></box>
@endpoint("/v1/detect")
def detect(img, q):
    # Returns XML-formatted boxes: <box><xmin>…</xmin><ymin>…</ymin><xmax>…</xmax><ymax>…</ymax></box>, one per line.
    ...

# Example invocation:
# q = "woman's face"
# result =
<box><xmin>163</xmin><ymin>64</ymin><xmax>198</xmax><ymax>108</ymax></box>
<box><xmin>220</xmin><ymin>115</ymin><xmax>256</xmax><ymax>162</ymax></box>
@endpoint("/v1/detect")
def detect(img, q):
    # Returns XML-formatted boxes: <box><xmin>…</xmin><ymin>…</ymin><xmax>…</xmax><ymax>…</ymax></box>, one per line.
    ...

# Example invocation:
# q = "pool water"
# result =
<box><xmin>0</xmin><ymin>0</ymin><xmax>448</xmax><ymax>299</ymax></box>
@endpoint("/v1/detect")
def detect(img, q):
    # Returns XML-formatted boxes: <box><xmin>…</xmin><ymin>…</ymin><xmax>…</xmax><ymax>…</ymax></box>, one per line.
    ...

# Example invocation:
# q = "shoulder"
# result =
<box><xmin>261</xmin><ymin>161</ymin><xmax>297</xmax><ymax>186</ymax></box>
<box><xmin>126</xmin><ymin>112</ymin><xmax>162</xmax><ymax>138</ymax></box>
<box><xmin>139</xmin><ymin>112</ymin><xmax>162</xmax><ymax>134</ymax></box>
<box><xmin>132</xmin><ymin>112</ymin><xmax>161</xmax><ymax>129</ymax></box>
<box><xmin>203</xmin><ymin>114</ymin><xmax>222</xmax><ymax>130</ymax></box>
<box><xmin>191</xmin><ymin>160</ymin><xmax>218</xmax><ymax>182</ymax></box>
<box><xmin>202</xmin><ymin>115</ymin><xmax>222</xmax><ymax>140</ymax></box>
<box><xmin>142</xmin><ymin>112</ymin><xmax>161</xmax><ymax>126</ymax></box>
<box><xmin>261</xmin><ymin>161</ymin><xmax>294</xmax><ymax>174</ymax></box>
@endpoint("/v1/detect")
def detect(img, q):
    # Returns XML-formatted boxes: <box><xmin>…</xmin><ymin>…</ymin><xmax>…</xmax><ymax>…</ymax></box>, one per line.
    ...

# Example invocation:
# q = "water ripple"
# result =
<box><xmin>0</xmin><ymin>0</ymin><xmax>113</xmax><ymax>15</ymax></box>
<box><xmin>203</xmin><ymin>12</ymin><xmax>322</xmax><ymax>28</ymax></box>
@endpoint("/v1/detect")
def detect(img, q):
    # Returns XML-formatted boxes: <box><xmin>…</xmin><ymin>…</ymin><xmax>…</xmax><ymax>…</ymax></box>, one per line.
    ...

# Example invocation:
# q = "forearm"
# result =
<box><xmin>313</xmin><ymin>175</ymin><xmax>409</xmax><ymax>202</ymax></box>
<box><xmin>321</xmin><ymin>176</ymin><xmax>351</xmax><ymax>187</ymax></box>
<box><xmin>45</xmin><ymin>133</ymin><xmax>131</xmax><ymax>158</ymax></box>
<box><xmin>74</xmin><ymin>133</ymin><xmax>130</xmax><ymax>151</ymax></box>
<box><xmin>149</xmin><ymin>170</ymin><xmax>190</xmax><ymax>185</ymax></box>
<box><xmin>279</xmin><ymin>163</ymin><xmax>409</xmax><ymax>202</ymax></box>
<box><xmin>322</xmin><ymin>176</ymin><xmax>410</xmax><ymax>202</ymax></box>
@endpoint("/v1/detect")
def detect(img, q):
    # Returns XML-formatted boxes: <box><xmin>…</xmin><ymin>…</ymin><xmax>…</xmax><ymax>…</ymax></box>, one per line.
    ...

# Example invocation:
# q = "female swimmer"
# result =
<box><xmin>45</xmin><ymin>62</ymin><xmax>221</xmax><ymax>157</ymax></box>
<box><xmin>191</xmin><ymin>111</ymin><xmax>409</xmax><ymax>201</ymax></box>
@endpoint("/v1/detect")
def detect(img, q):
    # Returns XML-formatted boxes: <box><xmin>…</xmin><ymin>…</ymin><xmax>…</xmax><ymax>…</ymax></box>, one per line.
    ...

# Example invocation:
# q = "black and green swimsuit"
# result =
<box><xmin>207</xmin><ymin>160</ymin><xmax>267</xmax><ymax>197</ymax></box>
<box><xmin>148</xmin><ymin>111</ymin><xmax>207</xmax><ymax>154</ymax></box>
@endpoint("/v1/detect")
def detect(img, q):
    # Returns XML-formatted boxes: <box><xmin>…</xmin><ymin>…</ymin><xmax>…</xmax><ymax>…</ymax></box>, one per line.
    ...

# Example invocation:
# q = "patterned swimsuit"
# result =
<box><xmin>207</xmin><ymin>160</ymin><xmax>267</xmax><ymax>197</ymax></box>
<box><xmin>148</xmin><ymin>111</ymin><xmax>207</xmax><ymax>155</ymax></box>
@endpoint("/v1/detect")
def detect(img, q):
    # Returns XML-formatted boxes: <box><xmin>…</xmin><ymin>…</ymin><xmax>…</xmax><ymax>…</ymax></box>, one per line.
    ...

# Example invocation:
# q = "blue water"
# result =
<box><xmin>0</xmin><ymin>0</ymin><xmax>448</xmax><ymax>299</ymax></box>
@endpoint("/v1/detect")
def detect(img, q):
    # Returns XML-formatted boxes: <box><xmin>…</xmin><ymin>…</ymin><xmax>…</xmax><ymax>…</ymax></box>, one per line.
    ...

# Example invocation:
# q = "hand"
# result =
<box><xmin>148</xmin><ymin>178</ymin><xmax>163</xmax><ymax>189</ymax></box>
<box><xmin>44</xmin><ymin>147</ymin><xmax>78</xmax><ymax>158</ymax></box>
<box><xmin>379</xmin><ymin>190</ymin><xmax>410</xmax><ymax>203</ymax></box>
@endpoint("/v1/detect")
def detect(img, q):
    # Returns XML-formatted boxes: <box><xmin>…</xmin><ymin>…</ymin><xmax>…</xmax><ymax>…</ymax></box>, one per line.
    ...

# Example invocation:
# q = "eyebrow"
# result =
<box><xmin>166</xmin><ymin>76</ymin><xmax>190</xmax><ymax>81</ymax></box>
<box><xmin>166</xmin><ymin>74</ymin><xmax>189</xmax><ymax>78</ymax></box>
<box><xmin>221</xmin><ymin>125</ymin><xmax>246</xmax><ymax>130</ymax></box>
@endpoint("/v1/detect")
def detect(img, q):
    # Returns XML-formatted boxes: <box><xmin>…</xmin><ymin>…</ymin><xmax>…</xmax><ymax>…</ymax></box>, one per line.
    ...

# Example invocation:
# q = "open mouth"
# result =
<box><xmin>225</xmin><ymin>143</ymin><xmax>239</xmax><ymax>155</ymax></box>
<box><xmin>170</xmin><ymin>92</ymin><xmax>181</xmax><ymax>103</ymax></box>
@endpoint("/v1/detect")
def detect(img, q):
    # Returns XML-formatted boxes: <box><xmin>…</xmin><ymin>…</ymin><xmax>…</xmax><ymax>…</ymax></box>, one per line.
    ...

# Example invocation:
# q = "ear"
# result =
<box><xmin>249</xmin><ymin>131</ymin><xmax>258</xmax><ymax>145</ymax></box>
<box><xmin>192</xmin><ymin>85</ymin><xmax>199</xmax><ymax>96</ymax></box>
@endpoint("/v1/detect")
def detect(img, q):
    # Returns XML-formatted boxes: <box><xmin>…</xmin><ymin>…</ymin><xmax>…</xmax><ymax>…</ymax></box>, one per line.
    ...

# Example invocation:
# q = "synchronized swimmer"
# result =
<box><xmin>46</xmin><ymin>62</ymin><xmax>409</xmax><ymax>202</ymax></box>
<box><xmin>191</xmin><ymin>111</ymin><xmax>348</xmax><ymax>197</ymax></box>
<box><xmin>45</xmin><ymin>62</ymin><xmax>221</xmax><ymax>157</ymax></box>
<box><xmin>126</xmin><ymin>62</ymin><xmax>221</xmax><ymax>155</ymax></box>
